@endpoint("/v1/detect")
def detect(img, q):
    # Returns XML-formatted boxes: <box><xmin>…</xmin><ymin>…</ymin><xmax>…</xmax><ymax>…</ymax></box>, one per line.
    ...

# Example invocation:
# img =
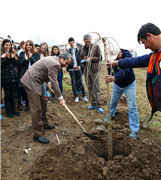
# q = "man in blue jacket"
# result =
<box><xmin>104</xmin><ymin>48</ymin><xmax>140</xmax><ymax>138</ymax></box>
<box><xmin>106</xmin><ymin>23</ymin><xmax>161</xmax><ymax>128</ymax></box>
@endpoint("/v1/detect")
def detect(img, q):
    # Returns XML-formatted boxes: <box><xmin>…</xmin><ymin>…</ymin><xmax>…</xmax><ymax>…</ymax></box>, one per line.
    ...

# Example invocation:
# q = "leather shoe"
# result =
<box><xmin>12</xmin><ymin>111</ymin><xmax>20</xmax><ymax>116</ymax></box>
<box><xmin>33</xmin><ymin>136</ymin><xmax>50</xmax><ymax>144</ymax></box>
<box><xmin>7</xmin><ymin>112</ymin><xmax>14</xmax><ymax>118</ymax></box>
<box><xmin>44</xmin><ymin>124</ymin><xmax>55</xmax><ymax>130</ymax></box>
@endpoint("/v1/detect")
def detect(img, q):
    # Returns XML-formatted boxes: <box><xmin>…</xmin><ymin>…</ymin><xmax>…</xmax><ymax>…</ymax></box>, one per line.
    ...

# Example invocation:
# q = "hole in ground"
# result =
<box><xmin>92</xmin><ymin>134</ymin><xmax>132</xmax><ymax>161</ymax></box>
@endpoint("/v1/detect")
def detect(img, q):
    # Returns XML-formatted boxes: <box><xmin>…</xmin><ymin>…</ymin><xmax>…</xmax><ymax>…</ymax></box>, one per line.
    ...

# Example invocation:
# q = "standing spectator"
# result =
<box><xmin>0</xmin><ymin>37</ymin><xmax>3</xmax><ymax>104</ymax></box>
<box><xmin>7</xmin><ymin>35</ymin><xmax>14</xmax><ymax>44</ymax></box>
<box><xmin>79</xmin><ymin>34</ymin><xmax>103</xmax><ymax>113</ymax></box>
<box><xmin>35</xmin><ymin>44</ymin><xmax>40</xmax><ymax>53</ymax></box>
<box><xmin>43</xmin><ymin>42</ymin><xmax>50</xmax><ymax>56</ymax></box>
<box><xmin>104</xmin><ymin>48</ymin><xmax>140</xmax><ymax>138</ymax></box>
<box><xmin>0</xmin><ymin>37</ymin><xmax>3</xmax><ymax>46</ymax></box>
<box><xmin>50</xmin><ymin>45</ymin><xmax>63</xmax><ymax>101</ymax></box>
<box><xmin>18</xmin><ymin>40</ymin><xmax>40</xmax><ymax>111</ymax></box>
<box><xmin>1</xmin><ymin>39</ymin><xmax>20</xmax><ymax>117</ymax></box>
<box><xmin>18</xmin><ymin>41</ymin><xmax>25</xmax><ymax>56</ymax></box>
<box><xmin>67</xmin><ymin>37</ymin><xmax>88</xmax><ymax>103</ymax></box>
<box><xmin>12</xmin><ymin>44</ymin><xmax>23</xmax><ymax>111</ymax></box>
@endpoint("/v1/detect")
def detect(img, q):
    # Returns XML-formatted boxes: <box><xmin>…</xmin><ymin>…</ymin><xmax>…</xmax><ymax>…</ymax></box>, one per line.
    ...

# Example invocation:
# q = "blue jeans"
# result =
<box><xmin>69</xmin><ymin>70</ymin><xmax>85</xmax><ymax>97</ymax></box>
<box><xmin>104</xmin><ymin>81</ymin><xmax>140</xmax><ymax>132</ymax></box>
<box><xmin>43</xmin><ymin>84</ymin><xmax>47</xmax><ymax>96</ymax></box>
<box><xmin>52</xmin><ymin>71</ymin><xmax>63</xmax><ymax>98</ymax></box>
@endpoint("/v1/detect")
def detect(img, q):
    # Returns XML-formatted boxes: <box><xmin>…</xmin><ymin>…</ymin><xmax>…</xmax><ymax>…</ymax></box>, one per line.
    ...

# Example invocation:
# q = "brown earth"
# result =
<box><xmin>1</xmin><ymin>65</ymin><xmax>161</xmax><ymax>180</ymax></box>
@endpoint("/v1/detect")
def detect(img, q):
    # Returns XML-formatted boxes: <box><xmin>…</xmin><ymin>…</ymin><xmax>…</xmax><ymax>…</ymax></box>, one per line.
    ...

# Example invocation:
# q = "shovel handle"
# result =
<box><xmin>44</xmin><ymin>83</ymin><xmax>85</xmax><ymax>131</ymax></box>
<box><xmin>64</xmin><ymin>104</ymin><xmax>85</xmax><ymax>131</ymax></box>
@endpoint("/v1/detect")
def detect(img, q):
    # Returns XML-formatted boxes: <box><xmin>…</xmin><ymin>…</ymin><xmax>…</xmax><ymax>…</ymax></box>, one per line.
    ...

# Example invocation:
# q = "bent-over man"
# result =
<box><xmin>21</xmin><ymin>52</ymin><xmax>72</xmax><ymax>144</ymax></box>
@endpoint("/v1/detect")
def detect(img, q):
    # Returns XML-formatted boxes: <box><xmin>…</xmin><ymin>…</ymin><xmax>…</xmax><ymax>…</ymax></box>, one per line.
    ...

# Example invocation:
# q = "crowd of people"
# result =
<box><xmin>1</xmin><ymin>22</ymin><xmax>161</xmax><ymax>143</ymax></box>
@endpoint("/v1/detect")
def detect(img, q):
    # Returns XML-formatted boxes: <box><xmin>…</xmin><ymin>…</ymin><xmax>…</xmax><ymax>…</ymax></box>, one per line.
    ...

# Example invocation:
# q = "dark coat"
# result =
<box><xmin>66</xmin><ymin>48</ymin><xmax>81</xmax><ymax>71</ymax></box>
<box><xmin>1</xmin><ymin>56</ymin><xmax>18</xmax><ymax>85</ymax></box>
<box><xmin>18</xmin><ymin>52</ymin><xmax>40</xmax><ymax>87</ymax></box>
<box><xmin>79</xmin><ymin>43</ymin><xmax>102</xmax><ymax>73</ymax></box>
<box><xmin>109</xmin><ymin>49</ymin><xmax>135</xmax><ymax>88</ymax></box>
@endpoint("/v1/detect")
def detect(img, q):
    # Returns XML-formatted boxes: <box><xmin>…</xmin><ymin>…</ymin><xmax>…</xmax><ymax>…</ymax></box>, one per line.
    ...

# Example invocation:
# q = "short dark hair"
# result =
<box><xmin>68</xmin><ymin>37</ymin><xmax>74</xmax><ymax>43</ymax></box>
<box><xmin>35</xmin><ymin>44</ymin><xmax>40</xmax><ymax>47</ymax></box>
<box><xmin>137</xmin><ymin>23</ymin><xmax>161</xmax><ymax>44</ymax></box>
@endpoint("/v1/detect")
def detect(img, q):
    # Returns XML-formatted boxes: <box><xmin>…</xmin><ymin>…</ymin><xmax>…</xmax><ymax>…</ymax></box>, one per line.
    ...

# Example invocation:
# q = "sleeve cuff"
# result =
<box><xmin>58</xmin><ymin>96</ymin><xmax>63</xmax><ymax>100</ymax></box>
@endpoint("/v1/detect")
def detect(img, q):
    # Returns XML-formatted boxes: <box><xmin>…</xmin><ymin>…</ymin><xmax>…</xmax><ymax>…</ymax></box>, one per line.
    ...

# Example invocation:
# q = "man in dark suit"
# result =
<box><xmin>21</xmin><ymin>52</ymin><xmax>72</xmax><ymax>144</ymax></box>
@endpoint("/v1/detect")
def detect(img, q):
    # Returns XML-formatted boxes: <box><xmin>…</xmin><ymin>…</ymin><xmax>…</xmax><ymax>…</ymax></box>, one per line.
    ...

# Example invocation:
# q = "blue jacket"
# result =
<box><xmin>118</xmin><ymin>52</ymin><xmax>161</xmax><ymax>112</ymax></box>
<box><xmin>109</xmin><ymin>49</ymin><xmax>135</xmax><ymax>87</ymax></box>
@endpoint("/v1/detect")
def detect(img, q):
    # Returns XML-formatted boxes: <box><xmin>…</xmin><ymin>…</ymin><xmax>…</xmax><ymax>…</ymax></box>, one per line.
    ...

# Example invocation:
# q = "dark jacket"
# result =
<box><xmin>66</xmin><ymin>48</ymin><xmax>81</xmax><ymax>71</ymax></box>
<box><xmin>118</xmin><ymin>51</ymin><xmax>161</xmax><ymax>113</ymax></box>
<box><xmin>18</xmin><ymin>52</ymin><xmax>40</xmax><ymax>87</ymax></box>
<box><xmin>109</xmin><ymin>49</ymin><xmax>135</xmax><ymax>87</ymax></box>
<box><xmin>1</xmin><ymin>56</ymin><xmax>18</xmax><ymax>85</ymax></box>
<box><xmin>79</xmin><ymin>43</ymin><xmax>101</xmax><ymax>73</ymax></box>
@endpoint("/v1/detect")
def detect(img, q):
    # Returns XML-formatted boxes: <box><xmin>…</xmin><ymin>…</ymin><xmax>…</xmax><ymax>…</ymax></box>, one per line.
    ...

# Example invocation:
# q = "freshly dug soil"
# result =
<box><xmin>28</xmin><ymin>131</ymin><xmax>161</xmax><ymax>180</ymax></box>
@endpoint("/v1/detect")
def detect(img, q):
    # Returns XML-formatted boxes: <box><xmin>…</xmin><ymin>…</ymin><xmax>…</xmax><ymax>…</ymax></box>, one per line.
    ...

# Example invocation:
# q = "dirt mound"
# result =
<box><xmin>28</xmin><ymin>132</ymin><xmax>161</xmax><ymax>180</ymax></box>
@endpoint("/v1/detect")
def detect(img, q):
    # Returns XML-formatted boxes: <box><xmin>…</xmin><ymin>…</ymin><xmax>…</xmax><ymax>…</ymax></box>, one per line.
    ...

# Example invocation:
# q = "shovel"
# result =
<box><xmin>45</xmin><ymin>83</ymin><xmax>105</xmax><ymax>142</ymax></box>
<box><xmin>143</xmin><ymin>111</ymin><xmax>154</xmax><ymax>128</ymax></box>
<box><xmin>64</xmin><ymin>104</ymin><xmax>105</xmax><ymax>142</ymax></box>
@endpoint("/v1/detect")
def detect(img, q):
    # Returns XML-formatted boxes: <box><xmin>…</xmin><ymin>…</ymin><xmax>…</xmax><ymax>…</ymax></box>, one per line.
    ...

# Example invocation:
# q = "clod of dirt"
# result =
<box><xmin>91</xmin><ymin>125</ymin><xmax>106</xmax><ymax>132</ymax></box>
<box><xmin>95</xmin><ymin>119</ymin><xmax>103</xmax><ymax>125</ymax></box>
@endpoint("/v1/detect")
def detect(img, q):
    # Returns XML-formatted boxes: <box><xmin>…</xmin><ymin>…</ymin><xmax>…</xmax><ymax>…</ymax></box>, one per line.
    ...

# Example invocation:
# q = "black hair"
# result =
<box><xmin>51</xmin><ymin>45</ymin><xmax>60</xmax><ymax>56</ymax></box>
<box><xmin>1</xmin><ymin>39</ymin><xmax>12</xmax><ymax>54</ymax></box>
<box><xmin>35</xmin><ymin>44</ymin><xmax>40</xmax><ymax>47</ymax></box>
<box><xmin>18</xmin><ymin>46</ymin><xmax>20</xmax><ymax>50</ymax></box>
<box><xmin>0</xmin><ymin>37</ymin><xmax>3</xmax><ymax>40</ymax></box>
<box><xmin>68</xmin><ymin>37</ymin><xmax>75</xmax><ymax>43</ymax></box>
<box><xmin>137</xmin><ymin>23</ymin><xmax>161</xmax><ymax>44</ymax></box>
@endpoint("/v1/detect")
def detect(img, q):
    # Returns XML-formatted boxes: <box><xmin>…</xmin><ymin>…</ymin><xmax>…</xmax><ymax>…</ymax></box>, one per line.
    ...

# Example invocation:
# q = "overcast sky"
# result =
<box><xmin>0</xmin><ymin>0</ymin><xmax>161</xmax><ymax>56</ymax></box>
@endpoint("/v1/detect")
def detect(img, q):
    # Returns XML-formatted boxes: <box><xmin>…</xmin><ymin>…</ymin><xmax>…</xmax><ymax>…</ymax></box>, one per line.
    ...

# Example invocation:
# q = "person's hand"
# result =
<box><xmin>11</xmin><ymin>52</ymin><xmax>15</xmax><ymax>58</ymax></box>
<box><xmin>59</xmin><ymin>98</ymin><xmax>66</xmax><ymax>107</ymax></box>
<box><xmin>6</xmin><ymin>52</ymin><xmax>10</xmax><ymax>59</ymax></box>
<box><xmin>106</xmin><ymin>60</ymin><xmax>118</xmax><ymax>68</ymax></box>
<box><xmin>73</xmin><ymin>65</ymin><xmax>80</xmax><ymax>70</ymax></box>
<box><xmin>29</xmin><ymin>53</ymin><xmax>33</xmax><ymax>59</ymax></box>
<box><xmin>25</xmin><ymin>53</ymin><xmax>28</xmax><ymax>60</ymax></box>
<box><xmin>84</xmin><ymin>56</ymin><xmax>87</xmax><ymax>60</ymax></box>
<box><xmin>1</xmin><ymin>53</ymin><xmax>6</xmax><ymax>58</ymax></box>
<box><xmin>87</xmin><ymin>57</ymin><xmax>91</xmax><ymax>62</ymax></box>
<box><xmin>104</xmin><ymin>75</ymin><xmax>115</xmax><ymax>83</ymax></box>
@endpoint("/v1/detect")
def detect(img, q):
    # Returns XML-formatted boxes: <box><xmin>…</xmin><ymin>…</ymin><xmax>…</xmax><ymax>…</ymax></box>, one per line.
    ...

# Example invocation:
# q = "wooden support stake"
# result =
<box><xmin>102</xmin><ymin>38</ymin><xmax>113</xmax><ymax>160</ymax></box>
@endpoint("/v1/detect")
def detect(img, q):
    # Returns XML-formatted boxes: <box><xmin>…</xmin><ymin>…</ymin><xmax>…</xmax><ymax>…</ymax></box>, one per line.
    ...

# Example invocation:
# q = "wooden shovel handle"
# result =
<box><xmin>64</xmin><ymin>104</ymin><xmax>85</xmax><ymax>131</ymax></box>
<box><xmin>44</xmin><ymin>83</ymin><xmax>85</xmax><ymax>131</ymax></box>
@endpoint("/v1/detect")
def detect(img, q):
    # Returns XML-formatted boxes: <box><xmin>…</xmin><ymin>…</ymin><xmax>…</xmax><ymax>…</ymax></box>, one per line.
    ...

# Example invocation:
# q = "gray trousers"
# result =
<box><xmin>85</xmin><ymin>71</ymin><xmax>101</xmax><ymax>107</ymax></box>
<box><xmin>24</xmin><ymin>85</ymin><xmax>48</xmax><ymax>137</ymax></box>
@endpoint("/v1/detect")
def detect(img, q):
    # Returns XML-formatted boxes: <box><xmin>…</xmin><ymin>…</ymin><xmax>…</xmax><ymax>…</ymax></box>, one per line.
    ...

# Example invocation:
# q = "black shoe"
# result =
<box><xmin>33</xmin><ymin>136</ymin><xmax>50</xmax><ymax>144</ymax></box>
<box><xmin>12</xmin><ymin>111</ymin><xmax>20</xmax><ymax>116</ymax></box>
<box><xmin>7</xmin><ymin>112</ymin><xmax>14</xmax><ymax>118</ymax></box>
<box><xmin>18</xmin><ymin>102</ymin><xmax>23</xmax><ymax>111</ymax></box>
<box><xmin>51</xmin><ymin>97</ymin><xmax>55</xmax><ymax>102</ymax></box>
<box><xmin>44</xmin><ymin>124</ymin><xmax>55</xmax><ymax>130</ymax></box>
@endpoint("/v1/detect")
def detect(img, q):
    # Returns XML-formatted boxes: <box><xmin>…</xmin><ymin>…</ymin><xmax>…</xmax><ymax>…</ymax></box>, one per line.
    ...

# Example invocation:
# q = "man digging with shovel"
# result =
<box><xmin>106</xmin><ymin>23</ymin><xmax>161</xmax><ymax>128</ymax></box>
<box><xmin>21</xmin><ymin>52</ymin><xmax>72</xmax><ymax>144</ymax></box>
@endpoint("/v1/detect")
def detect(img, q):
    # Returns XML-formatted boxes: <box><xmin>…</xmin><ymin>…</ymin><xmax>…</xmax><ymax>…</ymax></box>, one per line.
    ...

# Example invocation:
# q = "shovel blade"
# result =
<box><xmin>84</xmin><ymin>132</ymin><xmax>105</xmax><ymax>142</ymax></box>
<box><xmin>143</xmin><ymin>113</ymin><xmax>153</xmax><ymax>128</ymax></box>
